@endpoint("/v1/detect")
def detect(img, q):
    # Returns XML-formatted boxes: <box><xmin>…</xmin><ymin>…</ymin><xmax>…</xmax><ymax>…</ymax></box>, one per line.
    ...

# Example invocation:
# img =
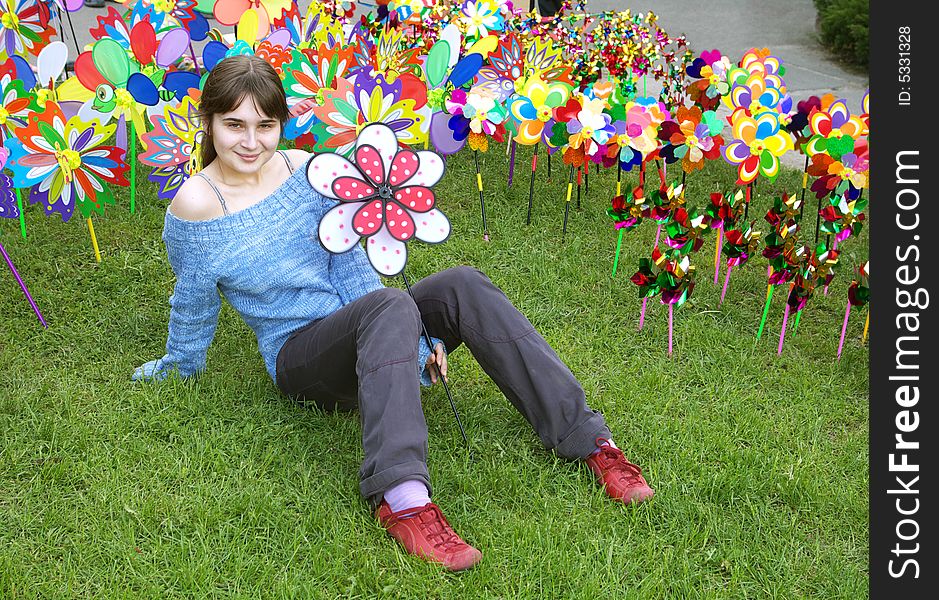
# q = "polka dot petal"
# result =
<box><xmin>318</xmin><ymin>203</ymin><xmax>361</xmax><ymax>253</ymax></box>
<box><xmin>352</xmin><ymin>199</ymin><xmax>385</xmax><ymax>236</ymax></box>
<box><xmin>356</xmin><ymin>123</ymin><xmax>400</xmax><ymax>183</ymax></box>
<box><xmin>388</xmin><ymin>149</ymin><xmax>419</xmax><ymax>186</ymax></box>
<box><xmin>394</xmin><ymin>186</ymin><xmax>436</xmax><ymax>213</ymax></box>
<box><xmin>306</xmin><ymin>152</ymin><xmax>358</xmax><ymax>200</ymax></box>
<box><xmin>355</xmin><ymin>145</ymin><xmax>385</xmax><ymax>186</ymax></box>
<box><xmin>333</xmin><ymin>176</ymin><xmax>376</xmax><ymax>201</ymax></box>
<box><xmin>414</xmin><ymin>208</ymin><xmax>451</xmax><ymax>244</ymax></box>
<box><xmin>384</xmin><ymin>201</ymin><xmax>416</xmax><ymax>242</ymax></box>
<box><xmin>366</xmin><ymin>226</ymin><xmax>408</xmax><ymax>276</ymax></box>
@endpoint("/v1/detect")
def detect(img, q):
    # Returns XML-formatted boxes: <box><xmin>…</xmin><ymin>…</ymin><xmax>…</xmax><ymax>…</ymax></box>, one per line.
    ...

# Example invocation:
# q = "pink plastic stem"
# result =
<box><xmin>654</xmin><ymin>223</ymin><xmax>662</xmax><ymax>247</ymax></box>
<box><xmin>668</xmin><ymin>304</ymin><xmax>673</xmax><ymax>355</ymax></box>
<box><xmin>714</xmin><ymin>225</ymin><xmax>723</xmax><ymax>284</ymax></box>
<box><xmin>0</xmin><ymin>239</ymin><xmax>47</xmax><ymax>328</ymax></box>
<box><xmin>837</xmin><ymin>300</ymin><xmax>852</xmax><ymax>359</ymax></box>
<box><xmin>777</xmin><ymin>302</ymin><xmax>790</xmax><ymax>356</ymax></box>
<box><xmin>639</xmin><ymin>297</ymin><xmax>648</xmax><ymax>330</ymax></box>
<box><xmin>720</xmin><ymin>265</ymin><xmax>733</xmax><ymax>305</ymax></box>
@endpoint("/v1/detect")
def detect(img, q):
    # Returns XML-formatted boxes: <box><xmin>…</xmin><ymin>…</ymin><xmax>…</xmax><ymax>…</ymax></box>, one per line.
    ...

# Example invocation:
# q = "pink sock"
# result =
<box><xmin>590</xmin><ymin>438</ymin><xmax>618</xmax><ymax>456</ymax></box>
<box><xmin>383</xmin><ymin>480</ymin><xmax>431</xmax><ymax>514</ymax></box>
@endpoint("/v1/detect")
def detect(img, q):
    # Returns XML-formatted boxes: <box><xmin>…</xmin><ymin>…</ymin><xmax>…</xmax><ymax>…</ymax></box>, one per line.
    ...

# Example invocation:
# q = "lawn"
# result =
<box><xmin>0</xmin><ymin>146</ymin><xmax>868</xmax><ymax>598</ymax></box>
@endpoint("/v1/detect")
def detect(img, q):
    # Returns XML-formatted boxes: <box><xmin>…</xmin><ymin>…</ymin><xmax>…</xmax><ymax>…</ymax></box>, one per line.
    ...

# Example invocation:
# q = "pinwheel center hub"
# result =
<box><xmin>685</xmin><ymin>135</ymin><xmax>699</xmax><ymax>147</ymax></box>
<box><xmin>114</xmin><ymin>88</ymin><xmax>134</xmax><ymax>109</ymax></box>
<box><xmin>749</xmin><ymin>141</ymin><xmax>766</xmax><ymax>155</ymax></box>
<box><xmin>750</xmin><ymin>101</ymin><xmax>765</xmax><ymax>114</ymax></box>
<box><xmin>708</xmin><ymin>74</ymin><xmax>720</xmax><ymax>85</ymax></box>
<box><xmin>0</xmin><ymin>11</ymin><xmax>18</xmax><ymax>30</ymax></box>
<box><xmin>537</xmin><ymin>107</ymin><xmax>552</xmax><ymax>122</ymax></box>
<box><xmin>427</xmin><ymin>88</ymin><xmax>445</xmax><ymax>110</ymax></box>
<box><xmin>842</xmin><ymin>167</ymin><xmax>856</xmax><ymax>180</ymax></box>
<box><xmin>54</xmin><ymin>148</ymin><xmax>81</xmax><ymax>183</ymax></box>
<box><xmin>154</xmin><ymin>0</ymin><xmax>177</xmax><ymax>13</ymax></box>
<box><xmin>35</xmin><ymin>88</ymin><xmax>54</xmax><ymax>107</ymax></box>
<box><xmin>0</xmin><ymin>106</ymin><xmax>8</xmax><ymax>125</ymax></box>
<box><xmin>582</xmin><ymin>127</ymin><xmax>594</xmax><ymax>138</ymax></box>
<box><xmin>378</xmin><ymin>184</ymin><xmax>393</xmax><ymax>200</ymax></box>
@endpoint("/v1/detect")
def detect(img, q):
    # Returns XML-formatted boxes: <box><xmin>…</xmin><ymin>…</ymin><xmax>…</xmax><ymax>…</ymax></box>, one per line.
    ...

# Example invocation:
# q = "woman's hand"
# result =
<box><xmin>425</xmin><ymin>342</ymin><xmax>448</xmax><ymax>385</ymax></box>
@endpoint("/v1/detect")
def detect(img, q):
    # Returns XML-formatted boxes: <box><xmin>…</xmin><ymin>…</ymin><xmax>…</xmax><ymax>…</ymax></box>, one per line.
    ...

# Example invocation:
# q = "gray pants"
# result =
<box><xmin>275</xmin><ymin>266</ymin><xmax>610</xmax><ymax>505</ymax></box>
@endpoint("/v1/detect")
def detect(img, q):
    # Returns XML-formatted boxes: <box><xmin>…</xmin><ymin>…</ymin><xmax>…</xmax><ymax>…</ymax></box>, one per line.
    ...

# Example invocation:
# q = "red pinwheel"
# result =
<box><xmin>307</xmin><ymin>122</ymin><xmax>450</xmax><ymax>276</ymax></box>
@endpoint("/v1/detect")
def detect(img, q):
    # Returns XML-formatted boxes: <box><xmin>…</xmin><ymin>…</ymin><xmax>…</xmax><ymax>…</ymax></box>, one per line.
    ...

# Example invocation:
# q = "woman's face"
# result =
<box><xmin>209</xmin><ymin>95</ymin><xmax>281</xmax><ymax>174</ymax></box>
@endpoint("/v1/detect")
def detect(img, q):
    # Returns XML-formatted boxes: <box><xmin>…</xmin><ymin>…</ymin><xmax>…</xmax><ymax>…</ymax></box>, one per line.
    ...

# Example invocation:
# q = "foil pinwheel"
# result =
<box><xmin>307</xmin><ymin>122</ymin><xmax>450</xmax><ymax>276</ymax></box>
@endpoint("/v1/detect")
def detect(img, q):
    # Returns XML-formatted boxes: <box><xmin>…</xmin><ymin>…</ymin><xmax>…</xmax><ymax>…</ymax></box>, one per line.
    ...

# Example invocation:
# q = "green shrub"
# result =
<box><xmin>814</xmin><ymin>0</ymin><xmax>869</xmax><ymax>68</ymax></box>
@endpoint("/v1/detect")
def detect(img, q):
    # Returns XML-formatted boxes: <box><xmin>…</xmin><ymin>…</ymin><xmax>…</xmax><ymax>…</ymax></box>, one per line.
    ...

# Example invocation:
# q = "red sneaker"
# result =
<box><xmin>585</xmin><ymin>438</ymin><xmax>655</xmax><ymax>505</ymax></box>
<box><xmin>376</xmin><ymin>501</ymin><xmax>482</xmax><ymax>571</ymax></box>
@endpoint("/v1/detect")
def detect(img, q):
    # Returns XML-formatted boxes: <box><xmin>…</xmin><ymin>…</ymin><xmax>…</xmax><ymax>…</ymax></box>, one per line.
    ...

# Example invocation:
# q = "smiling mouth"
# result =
<box><xmin>237</xmin><ymin>153</ymin><xmax>260</xmax><ymax>160</ymax></box>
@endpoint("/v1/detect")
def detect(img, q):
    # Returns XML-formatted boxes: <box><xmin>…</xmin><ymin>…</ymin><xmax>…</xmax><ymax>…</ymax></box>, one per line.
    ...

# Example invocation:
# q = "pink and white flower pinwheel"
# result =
<box><xmin>307</xmin><ymin>123</ymin><xmax>451</xmax><ymax>277</ymax></box>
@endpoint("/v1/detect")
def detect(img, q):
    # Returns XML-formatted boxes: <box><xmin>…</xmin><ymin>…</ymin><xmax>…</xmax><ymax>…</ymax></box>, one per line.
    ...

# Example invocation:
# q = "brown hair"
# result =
<box><xmin>197</xmin><ymin>55</ymin><xmax>290</xmax><ymax>168</ymax></box>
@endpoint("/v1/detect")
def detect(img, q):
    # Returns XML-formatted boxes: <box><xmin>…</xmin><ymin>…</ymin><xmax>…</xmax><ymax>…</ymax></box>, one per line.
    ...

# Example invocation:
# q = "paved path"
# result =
<box><xmin>63</xmin><ymin>0</ymin><xmax>867</xmax><ymax>167</ymax></box>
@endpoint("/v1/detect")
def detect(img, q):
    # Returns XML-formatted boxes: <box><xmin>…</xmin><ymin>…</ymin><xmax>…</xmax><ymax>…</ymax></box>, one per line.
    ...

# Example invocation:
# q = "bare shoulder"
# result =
<box><xmin>169</xmin><ymin>175</ymin><xmax>226</xmax><ymax>221</ymax></box>
<box><xmin>285</xmin><ymin>148</ymin><xmax>313</xmax><ymax>168</ymax></box>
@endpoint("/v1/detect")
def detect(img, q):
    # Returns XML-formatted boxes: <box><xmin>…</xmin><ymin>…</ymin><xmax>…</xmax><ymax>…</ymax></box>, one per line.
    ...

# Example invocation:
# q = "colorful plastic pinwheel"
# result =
<box><xmin>307</xmin><ymin>122</ymin><xmax>449</xmax><ymax>276</ymax></box>
<box><xmin>5</xmin><ymin>101</ymin><xmax>129</xmax><ymax>222</ymax></box>
<box><xmin>657</xmin><ymin>105</ymin><xmax>724</xmax><ymax>173</ymax></box>
<box><xmin>138</xmin><ymin>95</ymin><xmax>202</xmax><ymax>200</ymax></box>
<box><xmin>722</xmin><ymin>110</ymin><xmax>793</xmax><ymax>184</ymax></box>
<box><xmin>0</xmin><ymin>0</ymin><xmax>55</xmax><ymax>60</ymax></box>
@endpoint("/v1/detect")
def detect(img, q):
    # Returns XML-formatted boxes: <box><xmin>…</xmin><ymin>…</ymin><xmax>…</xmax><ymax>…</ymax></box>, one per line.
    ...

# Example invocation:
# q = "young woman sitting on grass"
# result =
<box><xmin>133</xmin><ymin>55</ymin><xmax>654</xmax><ymax>572</ymax></box>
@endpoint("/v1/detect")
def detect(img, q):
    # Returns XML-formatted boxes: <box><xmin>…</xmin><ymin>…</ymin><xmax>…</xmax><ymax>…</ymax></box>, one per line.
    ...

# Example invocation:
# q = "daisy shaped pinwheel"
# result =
<box><xmin>657</xmin><ymin>106</ymin><xmax>724</xmax><ymax>173</ymax></box>
<box><xmin>307</xmin><ymin>123</ymin><xmax>450</xmax><ymax>276</ymax></box>
<box><xmin>5</xmin><ymin>101</ymin><xmax>129</xmax><ymax>221</ymax></box>
<box><xmin>804</xmin><ymin>98</ymin><xmax>867</xmax><ymax>159</ymax></box>
<box><xmin>684</xmin><ymin>49</ymin><xmax>731</xmax><ymax>112</ymax></box>
<box><xmin>722</xmin><ymin>110</ymin><xmax>793</xmax><ymax>184</ymax></box>
<box><xmin>0</xmin><ymin>0</ymin><xmax>55</xmax><ymax>60</ymax></box>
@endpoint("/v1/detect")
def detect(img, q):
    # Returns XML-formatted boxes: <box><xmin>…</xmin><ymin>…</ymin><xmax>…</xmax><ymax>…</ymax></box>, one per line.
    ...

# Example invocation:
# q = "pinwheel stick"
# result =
<box><xmin>576</xmin><ymin>167</ymin><xmax>582</xmax><ymax>210</ymax></box>
<box><xmin>615</xmin><ymin>163</ymin><xmax>622</xmax><ymax>198</ymax></box>
<box><xmin>719</xmin><ymin>264</ymin><xmax>733</xmax><ymax>306</ymax></box>
<box><xmin>667</xmin><ymin>304</ymin><xmax>674</xmax><ymax>356</ymax></box>
<box><xmin>713</xmin><ymin>224</ymin><xmax>723</xmax><ymax>284</ymax></box>
<box><xmin>473</xmin><ymin>151</ymin><xmax>489</xmax><ymax>241</ymax></box>
<box><xmin>744</xmin><ymin>183</ymin><xmax>752</xmax><ymax>220</ymax></box>
<box><xmin>62</xmin><ymin>6</ymin><xmax>82</xmax><ymax>61</ymax></box>
<box><xmin>777</xmin><ymin>301</ymin><xmax>791</xmax><ymax>356</ymax></box>
<box><xmin>584</xmin><ymin>163</ymin><xmax>589</xmax><ymax>196</ymax></box>
<box><xmin>86</xmin><ymin>218</ymin><xmax>102</xmax><ymax>263</ymax></box>
<box><xmin>0</xmin><ymin>236</ymin><xmax>47</xmax><ymax>328</ymax></box>
<box><xmin>757</xmin><ymin>284</ymin><xmax>774</xmax><ymax>340</ymax></box>
<box><xmin>639</xmin><ymin>296</ymin><xmax>648</xmax><ymax>330</ymax></box>
<box><xmin>129</xmin><ymin>120</ymin><xmax>137</xmax><ymax>214</ymax></box>
<box><xmin>547</xmin><ymin>151</ymin><xmax>552</xmax><ymax>180</ymax></box>
<box><xmin>799</xmin><ymin>155</ymin><xmax>809</xmax><ymax>219</ymax></box>
<box><xmin>526</xmin><ymin>145</ymin><xmax>538</xmax><ymax>225</ymax></box>
<box><xmin>815</xmin><ymin>193</ymin><xmax>825</xmax><ymax>244</ymax></box>
<box><xmin>15</xmin><ymin>188</ymin><xmax>26</xmax><ymax>240</ymax></box>
<box><xmin>188</xmin><ymin>41</ymin><xmax>201</xmax><ymax>76</ymax></box>
<box><xmin>611</xmin><ymin>229</ymin><xmax>624</xmax><ymax>278</ymax></box>
<box><xmin>562</xmin><ymin>165</ymin><xmax>574</xmax><ymax>242</ymax></box>
<box><xmin>792</xmin><ymin>308</ymin><xmax>803</xmax><ymax>332</ymax></box>
<box><xmin>400</xmin><ymin>271</ymin><xmax>469</xmax><ymax>452</ymax></box>
<box><xmin>862</xmin><ymin>309</ymin><xmax>870</xmax><ymax>344</ymax></box>
<box><xmin>508</xmin><ymin>140</ymin><xmax>517</xmax><ymax>186</ymax></box>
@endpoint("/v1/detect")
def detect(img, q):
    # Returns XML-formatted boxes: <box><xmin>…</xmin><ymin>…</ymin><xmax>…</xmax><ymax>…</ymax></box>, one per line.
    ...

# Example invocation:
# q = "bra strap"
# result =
<box><xmin>193</xmin><ymin>172</ymin><xmax>230</xmax><ymax>216</ymax></box>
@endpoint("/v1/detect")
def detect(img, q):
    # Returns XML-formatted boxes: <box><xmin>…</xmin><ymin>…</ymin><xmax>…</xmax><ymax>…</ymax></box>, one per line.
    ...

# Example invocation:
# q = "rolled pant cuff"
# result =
<box><xmin>360</xmin><ymin>461</ymin><xmax>433</xmax><ymax>508</ymax></box>
<box><xmin>553</xmin><ymin>410</ymin><xmax>611</xmax><ymax>459</ymax></box>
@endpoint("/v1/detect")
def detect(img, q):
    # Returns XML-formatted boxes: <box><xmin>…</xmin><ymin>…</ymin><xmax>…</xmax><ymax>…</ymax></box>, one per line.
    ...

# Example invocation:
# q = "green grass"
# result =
<box><xmin>1</xmin><ymin>147</ymin><xmax>868</xmax><ymax>598</ymax></box>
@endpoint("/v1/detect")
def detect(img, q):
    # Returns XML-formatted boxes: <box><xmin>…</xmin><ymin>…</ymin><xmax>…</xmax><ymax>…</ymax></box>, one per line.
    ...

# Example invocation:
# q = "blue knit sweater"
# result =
<box><xmin>133</xmin><ymin>162</ymin><xmax>438</xmax><ymax>385</ymax></box>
